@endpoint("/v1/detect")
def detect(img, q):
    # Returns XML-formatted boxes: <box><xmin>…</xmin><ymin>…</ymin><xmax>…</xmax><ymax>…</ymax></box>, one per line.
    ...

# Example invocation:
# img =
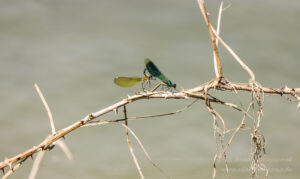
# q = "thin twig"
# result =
<box><xmin>85</xmin><ymin>99</ymin><xmax>198</xmax><ymax>126</ymax></box>
<box><xmin>34</xmin><ymin>84</ymin><xmax>56</xmax><ymax>134</ymax></box>
<box><xmin>213</xmin><ymin>1</ymin><xmax>223</xmax><ymax>78</ymax></box>
<box><xmin>2</xmin><ymin>157</ymin><xmax>28</xmax><ymax>179</ymax></box>
<box><xmin>222</xmin><ymin>101</ymin><xmax>253</xmax><ymax>155</ymax></box>
<box><xmin>56</xmin><ymin>140</ymin><xmax>73</xmax><ymax>161</ymax></box>
<box><xmin>214</xmin><ymin>27</ymin><xmax>256</xmax><ymax>82</ymax></box>
<box><xmin>120</xmin><ymin>123</ymin><xmax>170</xmax><ymax>179</ymax></box>
<box><xmin>28</xmin><ymin>151</ymin><xmax>46</xmax><ymax>179</ymax></box>
<box><xmin>197</xmin><ymin>0</ymin><xmax>223</xmax><ymax>80</ymax></box>
<box><xmin>123</xmin><ymin>106</ymin><xmax>144</xmax><ymax>179</ymax></box>
<box><xmin>82</xmin><ymin>120</ymin><xmax>169</xmax><ymax>178</ymax></box>
<box><xmin>205</xmin><ymin>101</ymin><xmax>218</xmax><ymax>179</ymax></box>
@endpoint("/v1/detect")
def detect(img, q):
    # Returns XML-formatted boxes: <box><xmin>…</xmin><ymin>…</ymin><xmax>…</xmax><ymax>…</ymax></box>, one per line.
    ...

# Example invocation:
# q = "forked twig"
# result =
<box><xmin>82</xmin><ymin>121</ymin><xmax>169</xmax><ymax>178</ymax></box>
<box><xmin>197</xmin><ymin>0</ymin><xmax>255</xmax><ymax>82</ymax></box>
<box><xmin>213</xmin><ymin>26</ymin><xmax>256</xmax><ymax>82</ymax></box>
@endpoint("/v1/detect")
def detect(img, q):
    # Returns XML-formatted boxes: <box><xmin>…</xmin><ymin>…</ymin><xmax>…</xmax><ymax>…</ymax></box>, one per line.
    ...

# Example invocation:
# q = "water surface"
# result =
<box><xmin>0</xmin><ymin>0</ymin><xmax>299</xmax><ymax>178</ymax></box>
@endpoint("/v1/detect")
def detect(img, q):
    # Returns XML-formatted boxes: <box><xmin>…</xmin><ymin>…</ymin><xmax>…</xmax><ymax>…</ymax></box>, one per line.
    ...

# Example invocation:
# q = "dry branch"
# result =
<box><xmin>1</xmin><ymin>82</ymin><xmax>299</xmax><ymax>172</ymax></box>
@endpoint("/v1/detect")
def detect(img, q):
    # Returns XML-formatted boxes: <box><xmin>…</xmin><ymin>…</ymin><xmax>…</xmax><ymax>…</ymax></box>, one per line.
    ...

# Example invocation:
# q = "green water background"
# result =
<box><xmin>0</xmin><ymin>0</ymin><xmax>299</xmax><ymax>178</ymax></box>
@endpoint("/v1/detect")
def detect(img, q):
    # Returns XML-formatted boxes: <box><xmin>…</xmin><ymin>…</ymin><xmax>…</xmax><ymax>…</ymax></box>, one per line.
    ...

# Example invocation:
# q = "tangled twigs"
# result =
<box><xmin>249</xmin><ymin>82</ymin><xmax>268</xmax><ymax>178</ymax></box>
<box><xmin>205</xmin><ymin>98</ymin><xmax>229</xmax><ymax>179</ymax></box>
<box><xmin>251</xmin><ymin>130</ymin><xmax>267</xmax><ymax>178</ymax></box>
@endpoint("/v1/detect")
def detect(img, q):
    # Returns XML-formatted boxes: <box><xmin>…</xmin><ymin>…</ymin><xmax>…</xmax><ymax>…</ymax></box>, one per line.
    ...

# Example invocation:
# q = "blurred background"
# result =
<box><xmin>0</xmin><ymin>0</ymin><xmax>299</xmax><ymax>178</ymax></box>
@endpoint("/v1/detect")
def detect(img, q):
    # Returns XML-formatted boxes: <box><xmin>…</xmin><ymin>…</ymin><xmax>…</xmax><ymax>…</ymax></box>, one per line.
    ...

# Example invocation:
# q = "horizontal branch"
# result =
<box><xmin>187</xmin><ymin>81</ymin><xmax>300</xmax><ymax>95</ymax></box>
<box><xmin>218</xmin><ymin>83</ymin><xmax>300</xmax><ymax>95</ymax></box>
<box><xmin>1</xmin><ymin>81</ymin><xmax>299</xmax><ymax>170</ymax></box>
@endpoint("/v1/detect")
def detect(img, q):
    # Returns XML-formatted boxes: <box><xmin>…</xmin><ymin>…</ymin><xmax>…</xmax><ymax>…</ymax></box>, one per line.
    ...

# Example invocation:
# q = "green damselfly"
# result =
<box><xmin>144</xmin><ymin>58</ymin><xmax>176</xmax><ymax>89</ymax></box>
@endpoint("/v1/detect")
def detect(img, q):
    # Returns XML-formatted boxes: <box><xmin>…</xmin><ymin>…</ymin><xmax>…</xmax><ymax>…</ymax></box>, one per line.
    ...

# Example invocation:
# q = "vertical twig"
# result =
<box><xmin>123</xmin><ymin>106</ymin><xmax>144</xmax><ymax>179</ymax></box>
<box><xmin>250</xmin><ymin>85</ymin><xmax>267</xmax><ymax>178</ymax></box>
<box><xmin>205</xmin><ymin>98</ymin><xmax>223</xmax><ymax>178</ymax></box>
<box><xmin>213</xmin><ymin>1</ymin><xmax>223</xmax><ymax>78</ymax></box>
<box><xmin>197</xmin><ymin>0</ymin><xmax>223</xmax><ymax>80</ymax></box>
<box><xmin>205</xmin><ymin>100</ymin><xmax>230</xmax><ymax>179</ymax></box>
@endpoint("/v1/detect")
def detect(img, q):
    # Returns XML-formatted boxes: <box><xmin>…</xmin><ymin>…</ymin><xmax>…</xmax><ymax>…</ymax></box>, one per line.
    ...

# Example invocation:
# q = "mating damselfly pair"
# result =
<box><xmin>114</xmin><ymin>59</ymin><xmax>176</xmax><ymax>91</ymax></box>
